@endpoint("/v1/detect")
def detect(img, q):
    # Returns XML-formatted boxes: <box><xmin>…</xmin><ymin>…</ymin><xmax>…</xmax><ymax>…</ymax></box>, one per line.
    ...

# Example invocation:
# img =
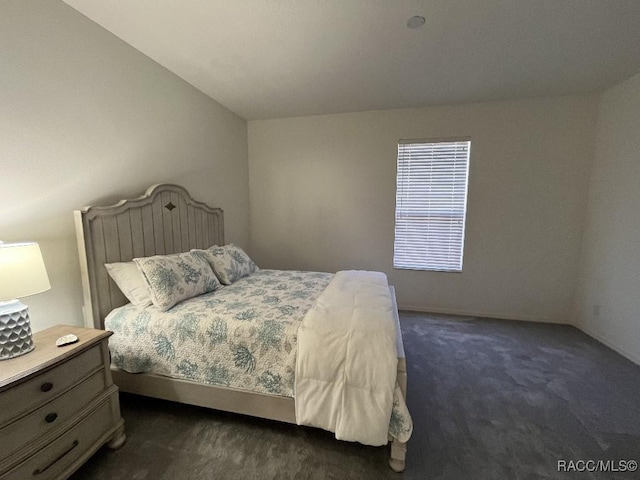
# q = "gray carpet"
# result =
<box><xmin>71</xmin><ymin>312</ymin><xmax>640</xmax><ymax>479</ymax></box>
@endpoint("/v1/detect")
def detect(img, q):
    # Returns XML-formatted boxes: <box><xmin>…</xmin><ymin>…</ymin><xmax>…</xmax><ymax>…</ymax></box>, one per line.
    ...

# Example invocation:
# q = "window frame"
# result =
<box><xmin>393</xmin><ymin>136</ymin><xmax>471</xmax><ymax>273</ymax></box>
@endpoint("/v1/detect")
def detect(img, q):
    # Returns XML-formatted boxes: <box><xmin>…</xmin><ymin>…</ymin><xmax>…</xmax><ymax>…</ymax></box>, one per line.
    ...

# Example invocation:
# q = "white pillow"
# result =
<box><xmin>134</xmin><ymin>252</ymin><xmax>221</xmax><ymax>311</ymax></box>
<box><xmin>104</xmin><ymin>262</ymin><xmax>152</xmax><ymax>307</ymax></box>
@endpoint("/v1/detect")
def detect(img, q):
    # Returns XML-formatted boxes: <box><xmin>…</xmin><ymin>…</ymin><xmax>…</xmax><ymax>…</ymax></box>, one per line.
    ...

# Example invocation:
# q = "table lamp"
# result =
<box><xmin>0</xmin><ymin>242</ymin><xmax>51</xmax><ymax>360</ymax></box>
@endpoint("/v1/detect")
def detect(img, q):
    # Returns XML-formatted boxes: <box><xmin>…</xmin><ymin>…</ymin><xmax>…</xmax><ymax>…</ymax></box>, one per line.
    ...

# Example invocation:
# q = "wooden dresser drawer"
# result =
<box><xmin>0</xmin><ymin>369</ymin><xmax>106</xmax><ymax>460</ymax></box>
<box><xmin>1</xmin><ymin>395</ymin><xmax>116</xmax><ymax>480</ymax></box>
<box><xmin>0</xmin><ymin>344</ymin><xmax>103</xmax><ymax>426</ymax></box>
<box><xmin>0</xmin><ymin>325</ymin><xmax>124</xmax><ymax>479</ymax></box>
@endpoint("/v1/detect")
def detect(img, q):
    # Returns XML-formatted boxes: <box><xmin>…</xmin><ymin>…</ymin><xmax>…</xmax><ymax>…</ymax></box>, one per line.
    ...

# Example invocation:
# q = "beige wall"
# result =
<box><xmin>0</xmin><ymin>0</ymin><xmax>249</xmax><ymax>331</ymax></box>
<box><xmin>5</xmin><ymin>1</ymin><xmax>634</xmax><ymax>360</ymax></box>
<box><xmin>575</xmin><ymin>72</ymin><xmax>640</xmax><ymax>364</ymax></box>
<box><xmin>249</xmin><ymin>95</ymin><xmax>598</xmax><ymax>323</ymax></box>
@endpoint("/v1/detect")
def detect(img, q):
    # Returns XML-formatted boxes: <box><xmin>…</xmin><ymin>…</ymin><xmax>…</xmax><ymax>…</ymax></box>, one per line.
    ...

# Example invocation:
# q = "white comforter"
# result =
<box><xmin>294</xmin><ymin>270</ymin><xmax>401</xmax><ymax>446</ymax></box>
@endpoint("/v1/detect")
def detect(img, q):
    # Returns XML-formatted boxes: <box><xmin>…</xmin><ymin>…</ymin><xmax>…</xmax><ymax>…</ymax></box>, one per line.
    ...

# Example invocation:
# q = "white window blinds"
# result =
<box><xmin>394</xmin><ymin>138</ymin><xmax>471</xmax><ymax>272</ymax></box>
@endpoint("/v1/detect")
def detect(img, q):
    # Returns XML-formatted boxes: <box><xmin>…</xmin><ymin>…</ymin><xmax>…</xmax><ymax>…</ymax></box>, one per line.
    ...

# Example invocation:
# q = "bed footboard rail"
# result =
<box><xmin>388</xmin><ymin>286</ymin><xmax>408</xmax><ymax>472</ymax></box>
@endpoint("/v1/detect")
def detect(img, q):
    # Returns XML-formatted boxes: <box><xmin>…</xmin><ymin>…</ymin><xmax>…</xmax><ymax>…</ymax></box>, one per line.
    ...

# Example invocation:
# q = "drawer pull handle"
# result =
<box><xmin>40</xmin><ymin>382</ymin><xmax>53</xmax><ymax>392</ymax></box>
<box><xmin>45</xmin><ymin>413</ymin><xmax>58</xmax><ymax>423</ymax></box>
<box><xmin>32</xmin><ymin>439</ymin><xmax>79</xmax><ymax>476</ymax></box>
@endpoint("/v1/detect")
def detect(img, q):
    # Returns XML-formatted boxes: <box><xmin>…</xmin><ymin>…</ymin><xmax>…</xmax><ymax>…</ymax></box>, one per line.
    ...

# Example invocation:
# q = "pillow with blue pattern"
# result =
<box><xmin>134</xmin><ymin>252</ymin><xmax>221</xmax><ymax>311</ymax></box>
<box><xmin>192</xmin><ymin>244</ymin><xmax>258</xmax><ymax>285</ymax></box>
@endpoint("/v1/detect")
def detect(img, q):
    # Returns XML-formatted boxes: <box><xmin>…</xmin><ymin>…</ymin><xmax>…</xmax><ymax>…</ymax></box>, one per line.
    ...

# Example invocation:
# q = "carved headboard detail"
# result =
<box><xmin>74</xmin><ymin>184</ymin><xmax>224</xmax><ymax>328</ymax></box>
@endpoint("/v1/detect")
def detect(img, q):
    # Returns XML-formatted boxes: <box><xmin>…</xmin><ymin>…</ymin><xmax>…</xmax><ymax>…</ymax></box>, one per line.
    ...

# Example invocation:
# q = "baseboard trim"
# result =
<box><xmin>575</xmin><ymin>324</ymin><xmax>640</xmax><ymax>367</ymax></box>
<box><xmin>398</xmin><ymin>304</ymin><xmax>567</xmax><ymax>325</ymax></box>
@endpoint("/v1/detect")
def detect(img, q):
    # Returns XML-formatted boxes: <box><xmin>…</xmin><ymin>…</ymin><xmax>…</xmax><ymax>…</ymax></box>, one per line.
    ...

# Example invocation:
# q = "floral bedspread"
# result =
<box><xmin>105</xmin><ymin>269</ymin><xmax>412</xmax><ymax>441</ymax></box>
<box><xmin>106</xmin><ymin>269</ymin><xmax>332</xmax><ymax>397</ymax></box>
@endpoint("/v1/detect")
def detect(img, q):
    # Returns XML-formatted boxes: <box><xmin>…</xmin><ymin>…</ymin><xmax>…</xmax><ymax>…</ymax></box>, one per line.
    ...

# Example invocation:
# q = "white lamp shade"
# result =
<box><xmin>0</xmin><ymin>242</ymin><xmax>51</xmax><ymax>302</ymax></box>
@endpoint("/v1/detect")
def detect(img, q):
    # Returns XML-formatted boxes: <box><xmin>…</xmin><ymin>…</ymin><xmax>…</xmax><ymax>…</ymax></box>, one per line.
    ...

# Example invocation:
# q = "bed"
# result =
<box><xmin>74</xmin><ymin>184</ymin><xmax>411</xmax><ymax>471</ymax></box>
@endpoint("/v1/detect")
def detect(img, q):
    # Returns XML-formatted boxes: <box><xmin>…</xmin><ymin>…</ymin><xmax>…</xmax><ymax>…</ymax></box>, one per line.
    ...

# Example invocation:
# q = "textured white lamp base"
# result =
<box><xmin>0</xmin><ymin>299</ymin><xmax>35</xmax><ymax>360</ymax></box>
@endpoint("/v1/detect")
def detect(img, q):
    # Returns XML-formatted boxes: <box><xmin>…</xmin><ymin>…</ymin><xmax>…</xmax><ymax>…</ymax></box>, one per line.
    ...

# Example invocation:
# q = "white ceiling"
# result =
<box><xmin>63</xmin><ymin>0</ymin><xmax>640</xmax><ymax>120</ymax></box>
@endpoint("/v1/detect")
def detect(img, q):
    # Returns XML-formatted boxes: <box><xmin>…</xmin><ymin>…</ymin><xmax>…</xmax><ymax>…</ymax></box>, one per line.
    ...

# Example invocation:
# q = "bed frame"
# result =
<box><xmin>74</xmin><ymin>184</ymin><xmax>408</xmax><ymax>471</ymax></box>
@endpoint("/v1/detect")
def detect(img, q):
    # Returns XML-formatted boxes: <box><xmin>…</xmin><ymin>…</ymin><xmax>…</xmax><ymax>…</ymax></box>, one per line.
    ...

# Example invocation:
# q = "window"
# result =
<box><xmin>393</xmin><ymin>138</ymin><xmax>471</xmax><ymax>272</ymax></box>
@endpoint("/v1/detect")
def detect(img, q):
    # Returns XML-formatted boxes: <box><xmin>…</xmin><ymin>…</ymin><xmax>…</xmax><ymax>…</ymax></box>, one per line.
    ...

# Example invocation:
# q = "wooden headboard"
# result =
<box><xmin>74</xmin><ymin>184</ymin><xmax>224</xmax><ymax>329</ymax></box>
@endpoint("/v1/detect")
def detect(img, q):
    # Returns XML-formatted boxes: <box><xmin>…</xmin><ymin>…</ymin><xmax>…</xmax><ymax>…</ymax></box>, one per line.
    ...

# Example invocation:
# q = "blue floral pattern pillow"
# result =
<box><xmin>192</xmin><ymin>244</ymin><xmax>258</xmax><ymax>285</ymax></box>
<box><xmin>134</xmin><ymin>252</ymin><xmax>221</xmax><ymax>311</ymax></box>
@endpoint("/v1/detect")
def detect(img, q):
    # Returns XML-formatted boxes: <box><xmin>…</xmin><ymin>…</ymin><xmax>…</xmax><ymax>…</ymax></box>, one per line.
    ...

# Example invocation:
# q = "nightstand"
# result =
<box><xmin>0</xmin><ymin>325</ymin><xmax>125</xmax><ymax>480</ymax></box>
